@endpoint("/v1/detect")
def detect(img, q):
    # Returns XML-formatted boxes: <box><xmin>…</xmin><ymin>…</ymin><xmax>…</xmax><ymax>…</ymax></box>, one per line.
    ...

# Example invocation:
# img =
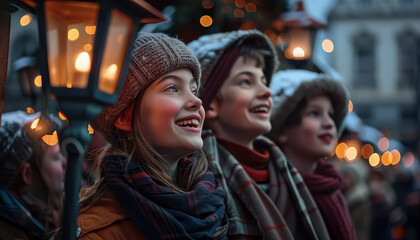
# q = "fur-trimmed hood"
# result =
<box><xmin>267</xmin><ymin>69</ymin><xmax>350</xmax><ymax>142</ymax></box>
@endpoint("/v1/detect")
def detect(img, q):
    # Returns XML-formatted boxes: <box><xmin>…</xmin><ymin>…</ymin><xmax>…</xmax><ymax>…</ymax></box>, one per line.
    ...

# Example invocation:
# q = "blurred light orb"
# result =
<box><xmin>200</xmin><ymin>15</ymin><xmax>213</xmax><ymax>27</ymax></box>
<box><xmin>369</xmin><ymin>153</ymin><xmax>381</xmax><ymax>167</ymax></box>
<box><xmin>322</xmin><ymin>38</ymin><xmax>334</xmax><ymax>53</ymax></box>
<box><xmin>378</xmin><ymin>137</ymin><xmax>389</xmax><ymax>152</ymax></box>
<box><xmin>20</xmin><ymin>14</ymin><xmax>32</xmax><ymax>26</ymax></box>
<box><xmin>345</xmin><ymin>147</ymin><xmax>357</xmax><ymax>161</ymax></box>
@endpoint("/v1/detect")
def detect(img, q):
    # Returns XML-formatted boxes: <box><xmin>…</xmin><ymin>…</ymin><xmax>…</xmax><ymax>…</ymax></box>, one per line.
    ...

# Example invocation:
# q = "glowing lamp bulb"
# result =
<box><xmin>293</xmin><ymin>47</ymin><xmax>305</xmax><ymax>58</ymax></box>
<box><xmin>75</xmin><ymin>52</ymin><xmax>91</xmax><ymax>72</ymax></box>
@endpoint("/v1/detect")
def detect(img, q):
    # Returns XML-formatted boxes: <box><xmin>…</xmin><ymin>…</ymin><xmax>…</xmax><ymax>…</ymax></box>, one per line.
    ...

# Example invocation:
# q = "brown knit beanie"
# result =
<box><xmin>188</xmin><ymin>30</ymin><xmax>279</xmax><ymax>109</ymax></box>
<box><xmin>92</xmin><ymin>32</ymin><xmax>201</xmax><ymax>142</ymax></box>
<box><xmin>267</xmin><ymin>69</ymin><xmax>349</xmax><ymax>143</ymax></box>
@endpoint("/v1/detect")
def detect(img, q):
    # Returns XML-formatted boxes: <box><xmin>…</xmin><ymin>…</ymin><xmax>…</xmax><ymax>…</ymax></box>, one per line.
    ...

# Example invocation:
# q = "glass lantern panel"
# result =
<box><xmin>44</xmin><ymin>1</ymin><xmax>99</xmax><ymax>89</ymax></box>
<box><xmin>98</xmin><ymin>9</ymin><xmax>135</xmax><ymax>94</ymax></box>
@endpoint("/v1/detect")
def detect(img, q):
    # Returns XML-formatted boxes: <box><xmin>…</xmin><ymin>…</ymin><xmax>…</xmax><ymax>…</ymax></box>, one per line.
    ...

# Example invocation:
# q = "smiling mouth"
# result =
<box><xmin>250</xmin><ymin>106</ymin><xmax>269</xmax><ymax>113</ymax></box>
<box><xmin>175</xmin><ymin>119</ymin><xmax>200</xmax><ymax>128</ymax></box>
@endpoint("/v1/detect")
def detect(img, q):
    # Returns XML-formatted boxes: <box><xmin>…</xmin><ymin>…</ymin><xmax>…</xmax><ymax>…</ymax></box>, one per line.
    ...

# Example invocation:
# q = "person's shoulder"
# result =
<box><xmin>0</xmin><ymin>217</ymin><xmax>30</xmax><ymax>239</ymax></box>
<box><xmin>77</xmin><ymin>191</ymin><xmax>145</xmax><ymax>240</ymax></box>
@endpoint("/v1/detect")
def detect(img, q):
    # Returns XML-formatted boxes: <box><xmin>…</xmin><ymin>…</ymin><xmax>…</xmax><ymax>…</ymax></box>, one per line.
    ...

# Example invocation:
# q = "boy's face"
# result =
<box><xmin>280</xmin><ymin>94</ymin><xmax>337</xmax><ymax>159</ymax></box>
<box><xmin>207</xmin><ymin>56</ymin><xmax>272</xmax><ymax>143</ymax></box>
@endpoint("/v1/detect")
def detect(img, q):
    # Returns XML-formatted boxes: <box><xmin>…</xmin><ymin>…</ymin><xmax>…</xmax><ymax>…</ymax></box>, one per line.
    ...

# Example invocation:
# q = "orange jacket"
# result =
<box><xmin>77</xmin><ymin>191</ymin><xmax>146</xmax><ymax>240</ymax></box>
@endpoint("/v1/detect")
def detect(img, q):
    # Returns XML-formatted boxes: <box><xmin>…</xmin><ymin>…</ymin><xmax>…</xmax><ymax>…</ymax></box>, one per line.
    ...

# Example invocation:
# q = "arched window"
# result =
<box><xmin>353</xmin><ymin>31</ymin><xmax>376</xmax><ymax>88</ymax></box>
<box><xmin>397</xmin><ymin>30</ymin><xmax>418</xmax><ymax>89</ymax></box>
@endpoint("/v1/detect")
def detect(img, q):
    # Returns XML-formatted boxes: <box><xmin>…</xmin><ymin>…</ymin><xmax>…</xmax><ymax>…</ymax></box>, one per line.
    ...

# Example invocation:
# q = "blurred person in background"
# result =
<box><xmin>267</xmin><ymin>69</ymin><xmax>356</xmax><ymax>240</ymax></box>
<box><xmin>0</xmin><ymin>110</ymin><xmax>67</xmax><ymax>239</ymax></box>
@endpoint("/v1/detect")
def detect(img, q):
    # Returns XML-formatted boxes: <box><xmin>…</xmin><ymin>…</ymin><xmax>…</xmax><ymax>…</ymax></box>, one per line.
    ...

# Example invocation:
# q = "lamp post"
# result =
<box><xmin>278</xmin><ymin>0</ymin><xmax>325</xmax><ymax>69</ymax></box>
<box><xmin>10</xmin><ymin>1</ymin><xmax>165</xmax><ymax>239</ymax></box>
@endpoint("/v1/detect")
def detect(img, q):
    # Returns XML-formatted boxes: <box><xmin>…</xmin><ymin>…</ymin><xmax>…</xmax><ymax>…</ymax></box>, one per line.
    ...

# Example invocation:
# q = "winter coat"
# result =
<box><xmin>77</xmin><ymin>191</ymin><xmax>146</xmax><ymax>240</ymax></box>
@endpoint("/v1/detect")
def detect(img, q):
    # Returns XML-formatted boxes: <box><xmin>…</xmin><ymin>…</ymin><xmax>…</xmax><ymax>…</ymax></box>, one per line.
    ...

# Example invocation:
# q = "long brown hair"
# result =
<box><xmin>80</xmin><ymin>91</ymin><xmax>208</xmax><ymax>208</ymax></box>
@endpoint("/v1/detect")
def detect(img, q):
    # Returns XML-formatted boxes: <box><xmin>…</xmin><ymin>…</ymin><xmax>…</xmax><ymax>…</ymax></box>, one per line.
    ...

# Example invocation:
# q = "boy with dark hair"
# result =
<box><xmin>189</xmin><ymin>30</ymin><xmax>330</xmax><ymax>240</ymax></box>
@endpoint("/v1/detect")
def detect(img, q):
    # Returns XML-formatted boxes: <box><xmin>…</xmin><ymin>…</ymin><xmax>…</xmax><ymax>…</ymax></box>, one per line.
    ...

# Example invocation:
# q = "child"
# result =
<box><xmin>188</xmin><ymin>30</ymin><xmax>330</xmax><ymax>239</ymax></box>
<box><xmin>267</xmin><ymin>69</ymin><xmax>356</xmax><ymax>239</ymax></box>
<box><xmin>75</xmin><ymin>32</ymin><xmax>227</xmax><ymax>239</ymax></box>
<box><xmin>0</xmin><ymin>110</ymin><xmax>67</xmax><ymax>239</ymax></box>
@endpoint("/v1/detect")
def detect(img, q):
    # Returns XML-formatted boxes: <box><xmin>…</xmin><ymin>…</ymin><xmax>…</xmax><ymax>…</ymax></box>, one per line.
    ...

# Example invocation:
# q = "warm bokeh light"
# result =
<box><xmin>335</xmin><ymin>142</ymin><xmax>348</xmax><ymax>159</ymax></box>
<box><xmin>42</xmin><ymin>131</ymin><xmax>58</xmax><ymax>146</ymax></box>
<box><xmin>221</xmin><ymin>5</ymin><xmax>233</xmax><ymax>13</ymax></box>
<box><xmin>345</xmin><ymin>147</ymin><xmax>357</xmax><ymax>162</ymax></box>
<box><xmin>378</xmin><ymin>137</ymin><xmax>389</xmax><ymax>152</ymax></box>
<box><xmin>361</xmin><ymin>144</ymin><xmax>374</xmax><ymax>159</ymax></box>
<box><xmin>245</xmin><ymin>3</ymin><xmax>257</xmax><ymax>12</ymax></box>
<box><xmin>58</xmin><ymin>111</ymin><xmax>68</xmax><ymax>121</ymax></box>
<box><xmin>381</xmin><ymin>151</ymin><xmax>393</xmax><ymax>166</ymax></box>
<box><xmin>348</xmin><ymin>100</ymin><xmax>353</xmax><ymax>113</ymax></box>
<box><xmin>402</xmin><ymin>152</ymin><xmax>415</xmax><ymax>168</ymax></box>
<box><xmin>88</xmin><ymin>124</ymin><xmax>94</xmax><ymax>135</ymax></box>
<box><xmin>85</xmin><ymin>25</ymin><xmax>96</xmax><ymax>35</ymax></box>
<box><xmin>66</xmin><ymin>82</ymin><xmax>72</xmax><ymax>88</ymax></box>
<box><xmin>292</xmin><ymin>47</ymin><xmax>305</xmax><ymax>58</ymax></box>
<box><xmin>235</xmin><ymin>0</ymin><xmax>246</xmax><ymax>8</ymax></box>
<box><xmin>391</xmin><ymin>149</ymin><xmax>401</xmax><ymax>165</ymax></box>
<box><xmin>34</xmin><ymin>75</ymin><xmax>42</xmax><ymax>87</ymax></box>
<box><xmin>75</xmin><ymin>52</ymin><xmax>91</xmax><ymax>72</ymax></box>
<box><xmin>20</xmin><ymin>14</ymin><xmax>32</xmax><ymax>26</ymax></box>
<box><xmin>104</xmin><ymin>64</ymin><xmax>118</xmax><ymax>79</ymax></box>
<box><xmin>26</xmin><ymin>107</ymin><xmax>35</xmax><ymax>114</ymax></box>
<box><xmin>200</xmin><ymin>15</ymin><xmax>213</xmax><ymax>27</ymax></box>
<box><xmin>264</xmin><ymin>29</ymin><xmax>275</xmax><ymax>40</ymax></box>
<box><xmin>369</xmin><ymin>153</ymin><xmax>381</xmax><ymax>167</ymax></box>
<box><xmin>68</xmin><ymin>28</ymin><xmax>80</xmax><ymax>41</ymax></box>
<box><xmin>322</xmin><ymin>38</ymin><xmax>334</xmax><ymax>53</ymax></box>
<box><xmin>202</xmin><ymin>0</ymin><xmax>214</xmax><ymax>9</ymax></box>
<box><xmin>31</xmin><ymin>118</ymin><xmax>40</xmax><ymax>129</ymax></box>
<box><xmin>233</xmin><ymin>9</ymin><xmax>245</xmax><ymax>18</ymax></box>
<box><xmin>84</xmin><ymin>43</ymin><xmax>93</xmax><ymax>51</ymax></box>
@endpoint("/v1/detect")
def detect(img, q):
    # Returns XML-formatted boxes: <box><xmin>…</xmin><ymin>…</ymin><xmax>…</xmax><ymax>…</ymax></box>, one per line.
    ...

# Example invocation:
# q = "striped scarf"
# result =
<box><xmin>202</xmin><ymin>130</ymin><xmax>330</xmax><ymax>240</ymax></box>
<box><xmin>101</xmin><ymin>154</ymin><xmax>228</xmax><ymax>240</ymax></box>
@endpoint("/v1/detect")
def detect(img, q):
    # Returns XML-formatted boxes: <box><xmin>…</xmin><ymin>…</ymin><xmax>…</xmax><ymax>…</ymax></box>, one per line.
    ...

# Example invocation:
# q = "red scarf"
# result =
<box><xmin>301</xmin><ymin>159</ymin><xmax>357</xmax><ymax>240</ymax></box>
<box><xmin>216</xmin><ymin>137</ymin><xmax>270</xmax><ymax>182</ymax></box>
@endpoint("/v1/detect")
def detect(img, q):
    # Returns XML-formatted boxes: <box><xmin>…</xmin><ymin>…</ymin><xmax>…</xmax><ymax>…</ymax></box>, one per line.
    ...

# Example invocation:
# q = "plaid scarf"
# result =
<box><xmin>202</xmin><ymin>130</ymin><xmax>330</xmax><ymax>240</ymax></box>
<box><xmin>101</xmin><ymin>154</ymin><xmax>227</xmax><ymax>240</ymax></box>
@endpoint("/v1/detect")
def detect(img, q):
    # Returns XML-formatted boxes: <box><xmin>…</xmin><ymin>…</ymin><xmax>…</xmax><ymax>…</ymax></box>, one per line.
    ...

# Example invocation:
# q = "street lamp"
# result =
<box><xmin>10</xmin><ymin>1</ymin><xmax>165</xmax><ymax>239</ymax></box>
<box><xmin>277</xmin><ymin>1</ymin><xmax>325</xmax><ymax>68</ymax></box>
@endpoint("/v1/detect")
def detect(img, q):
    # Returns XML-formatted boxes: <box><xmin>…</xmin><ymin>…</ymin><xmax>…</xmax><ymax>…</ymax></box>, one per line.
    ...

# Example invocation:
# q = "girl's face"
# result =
<box><xmin>281</xmin><ymin>94</ymin><xmax>337</xmax><ymax>159</ymax></box>
<box><xmin>138</xmin><ymin>68</ymin><xmax>205</xmax><ymax>161</ymax></box>
<box><xmin>39</xmin><ymin>143</ymin><xmax>67</xmax><ymax>193</ymax></box>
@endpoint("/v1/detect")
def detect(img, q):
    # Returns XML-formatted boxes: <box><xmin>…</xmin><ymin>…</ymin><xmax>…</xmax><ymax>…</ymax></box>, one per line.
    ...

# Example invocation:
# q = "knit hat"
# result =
<box><xmin>188</xmin><ymin>30</ymin><xmax>279</xmax><ymax>109</ymax></box>
<box><xmin>267</xmin><ymin>69</ymin><xmax>349</xmax><ymax>142</ymax></box>
<box><xmin>92</xmin><ymin>32</ymin><xmax>201</xmax><ymax>142</ymax></box>
<box><xmin>0</xmin><ymin>111</ymin><xmax>63</xmax><ymax>188</ymax></box>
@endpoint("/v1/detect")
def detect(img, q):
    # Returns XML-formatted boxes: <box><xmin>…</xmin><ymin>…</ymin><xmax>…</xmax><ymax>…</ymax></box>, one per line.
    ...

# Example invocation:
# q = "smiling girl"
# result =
<box><xmin>74</xmin><ymin>32</ymin><xmax>227</xmax><ymax>240</ymax></box>
<box><xmin>267</xmin><ymin>69</ymin><xmax>356</xmax><ymax>240</ymax></box>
